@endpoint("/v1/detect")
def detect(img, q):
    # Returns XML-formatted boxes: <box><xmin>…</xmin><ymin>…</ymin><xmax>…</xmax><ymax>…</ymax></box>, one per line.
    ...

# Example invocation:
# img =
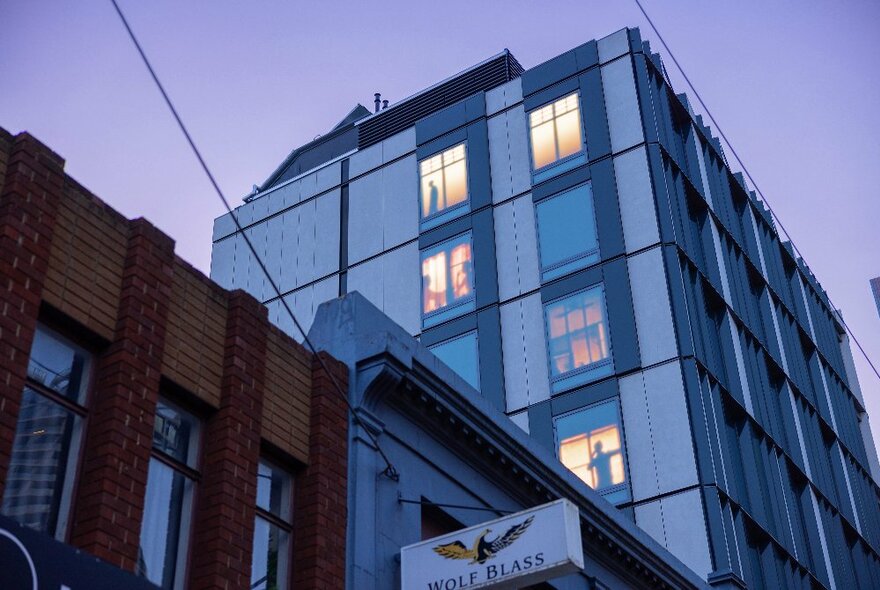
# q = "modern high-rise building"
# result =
<box><xmin>871</xmin><ymin>276</ymin><xmax>880</xmax><ymax>319</ymax></box>
<box><xmin>211</xmin><ymin>27</ymin><xmax>880</xmax><ymax>588</ymax></box>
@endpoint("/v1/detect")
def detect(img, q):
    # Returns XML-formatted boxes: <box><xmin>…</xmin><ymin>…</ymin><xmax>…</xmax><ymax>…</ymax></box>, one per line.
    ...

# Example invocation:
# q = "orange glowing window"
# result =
<box><xmin>421</xmin><ymin>234</ymin><xmax>474</xmax><ymax>318</ymax></box>
<box><xmin>529</xmin><ymin>93</ymin><xmax>583</xmax><ymax>170</ymax></box>
<box><xmin>556</xmin><ymin>402</ymin><xmax>626</xmax><ymax>491</ymax></box>
<box><xmin>420</xmin><ymin>144</ymin><xmax>468</xmax><ymax>220</ymax></box>
<box><xmin>545</xmin><ymin>287</ymin><xmax>610</xmax><ymax>378</ymax></box>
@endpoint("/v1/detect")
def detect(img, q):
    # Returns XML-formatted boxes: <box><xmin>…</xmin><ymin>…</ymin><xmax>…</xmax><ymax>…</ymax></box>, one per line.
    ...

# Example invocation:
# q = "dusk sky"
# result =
<box><xmin>3</xmin><ymin>1</ymin><xmax>879</xmax><ymax>436</ymax></box>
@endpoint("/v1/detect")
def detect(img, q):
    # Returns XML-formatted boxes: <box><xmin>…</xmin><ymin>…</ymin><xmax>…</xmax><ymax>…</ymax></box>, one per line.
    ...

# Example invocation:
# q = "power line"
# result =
<box><xmin>108</xmin><ymin>0</ymin><xmax>399</xmax><ymax>481</ymax></box>
<box><xmin>632</xmin><ymin>0</ymin><xmax>880</xmax><ymax>385</ymax></box>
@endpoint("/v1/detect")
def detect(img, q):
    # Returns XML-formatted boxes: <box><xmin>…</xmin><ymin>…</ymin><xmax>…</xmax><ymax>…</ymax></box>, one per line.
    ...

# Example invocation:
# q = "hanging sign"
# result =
<box><xmin>401</xmin><ymin>498</ymin><xmax>583</xmax><ymax>590</ymax></box>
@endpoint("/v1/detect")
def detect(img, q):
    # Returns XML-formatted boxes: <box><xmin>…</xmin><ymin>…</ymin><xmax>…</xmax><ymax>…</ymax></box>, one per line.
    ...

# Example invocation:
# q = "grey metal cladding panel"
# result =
<box><xmin>245</xmin><ymin>222</ymin><xmax>269</xmax><ymax>300</ymax></box>
<box><xmin>209</xmin><ymin>235</ymin><xmax>235</xmax><ymax>288</ymax></box>
<box><xmin>508</xmin><ymin>410</ymin><xmax>529</xmax><ymax>434</ymax></box>
<box><xmin>644</xmin><ymin>361</ymin><xmax>698</xmax><ymax>494</ymax></box>
<box><xmin>614</xmin><ymin>147</ymin><xmax>660</xmax><ymax>253</ymax></box>
<box><xmin>231</xmin><ymin>234</ymin><xmax>251</xmax><ymax>293</ymax></box>
<box><xmin>312</xmin><ymin>275</ymin><xmax>340</xmax><ymax>322</ymax></box>
<box><xmin>349</xmin><ymin>142</ymin><xmax>382</xmax><ymax>178</ymax></box>
<box><xmin>488</xmin><ymin>113</ymin><xmax>513</xmax><ymax>204</ymax></box>
<box><xmin>299</xmin><ymin>170</ymin><xmax>319</xmax><ymax>201</ymax></box>
<box><xmin>633</xmin><ymin>499</ymin><xmax>666</xmax><ymax>549</ymax></box>
<box><xmin>507</xmin><ymin>105</ymin><xmax>531</xmax><ymax>197</ymax></box>
<box><xmin>485</xmin><ymin>78</ymin><xmax>523</xmax><ymax>117</ymax></box>
<box><xmin>627</xmin><ymin>247</ymin><xmax>678</xmax><ymax>366</ymax></box>
<box><xmin>235</xmin><ymin>202</ymin><xmax>254</xmax><ymax>227</ymax></box>
<box><xmin>601</xmin><ymin>57</ymin><xmax>644</xmax><ymax>154</ymax></box>
<box><xmin>315</xmin><ymin>189</ymin><xmax>341</xmax><ymax>278</ymax></box>
<box><xmin>597</xmin><ymin>29</ymin><xmax>631</xmax><ymax>64</ymax></box>
<box><xmin>521</xmin><ymin>293</ymin><xmax>550</xmax><ymax>405</ymax></box>
<box><xmin>296</xmin><ymin>199</ymin><xmax>318</xmax><ymax>287</ymax></box>
<box><xmin>213</xmin><ymin>212</ymin><xmax>236</xmax><ymax>241</ymax></box>
<box><xmin>277</xmin><ymin>209</ymin><xmax>298</xmax><ymax>293</ymax></box>
<box><xmin>381</xmin><ymin>243</ymin><xmax>420</xmax><ymax>335</ymax></box>
<box><xmin>266</xmin><ymin>180</ymin><xmax>300</xmax><ymax>216</ymax></box>
<box><xmin>493</xmin><ymin>200</ymin><xmax>519</xmax><ymax>302</ymax></box>
<box><xmin>382</xmin><ymin>127</ymin><xmax>416</xmax><ymax>163</ymax></box>
<box><xmin>500</xmin><ymin>300</ymin><xmax>528</xmax><ymax>412</ymax></box>
<box><xmin>347</xmin><ymin>169</ymin><xmax>383</xmax><ymax>264</ymax></box>
<box><xmin>263</xmin><ymin>215</ymin><xmax>285</xmax><ymax>297</ymax></box>
<box><xmin>513</xmin><ymin>194</ymin><xmax>540</xmax><ymax>294</ymax></box>
<box><xmin>619</xmin><ymin>370</ymin><xmax>658</xmax><ymax>502</ymax></box>
<box><xmin>661</xmin><ymin>490</ymin><xmax>713</xmax><ymax>578</ymax></box>
<box><xmin>347</xmin><ymin>257</ymin><xmax>384</xmax><ymax>313</ymax></box>
<box><xmin>382</xmin><ymin>155</ymin><xmax>418</xmax><ymax>251</ymax></box>
<box><xmin>316</xmin><ymin>161</ymin><xmax>341</xmax><ymax>194</ymax></box>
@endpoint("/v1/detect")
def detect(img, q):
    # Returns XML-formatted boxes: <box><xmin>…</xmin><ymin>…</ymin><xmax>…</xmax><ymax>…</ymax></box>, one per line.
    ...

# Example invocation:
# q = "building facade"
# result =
<box><xmin>871</xmin><ymin>276</ymin><xmax>880</xmax><ymax>320</ymax></box>
<box><xmin>211</xmin><ymin>27</ymin><xmax>880</xmax><ymax>588</ymax></box>
<box><xmin>0</xmin><ymin>128</ymin><xmax>348</xmax><ymax>590</ymax></box>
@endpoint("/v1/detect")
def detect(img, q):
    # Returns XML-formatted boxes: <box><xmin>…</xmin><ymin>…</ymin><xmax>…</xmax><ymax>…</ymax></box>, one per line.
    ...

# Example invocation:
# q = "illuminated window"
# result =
<box><xmin>529</xmin><ymin>93</ymin><xmax>584</xmax><ymax>171</ymax></box>
<box><xmin>428</xmin><ymin>331</ymin><xmax>480</xmax><ymax>391</ymax></box>
<box><xmin>421</xmin><ymin>233</ymin><xmax>475</xmax><ymax>327</ymax></box>
<box><xmin>1</xmin><ymin>325</ymin><xmax>90</xmax><ymax>539</ymax></box>
<box><xmin>419</xmin><ymin>144</ymin><xmax>468</xmax><ymax>228</ymax></box>
<box><xmin>556</xmin><ymin>401</ymin><xmax>627</xmax><ymax>501</ymax></box>
<box><xmin>535</xmin><ymin>183</ymin><xmax>599</xmax><ymax>281</ymax></box>
<box><xmin>545</xmin><ymin>286</ymin><xmax>612</xmax><ymax>392</ymax></box>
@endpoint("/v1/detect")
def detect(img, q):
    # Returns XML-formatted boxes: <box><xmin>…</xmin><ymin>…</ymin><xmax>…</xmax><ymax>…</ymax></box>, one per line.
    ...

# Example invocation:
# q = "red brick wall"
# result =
<box><xmin>0</xmin><ymin>128</ymin><xmax>349</xmax><ymax>590</ymax></box>
<box><xmin>0</xmin><ymin>131</ymin><xmax>66</xmax><ymax>499</ymax></box>
<box><xmin>292</xmin><ymin>353</ymin><xmax>350</xmax><ymax>590</ymax></box>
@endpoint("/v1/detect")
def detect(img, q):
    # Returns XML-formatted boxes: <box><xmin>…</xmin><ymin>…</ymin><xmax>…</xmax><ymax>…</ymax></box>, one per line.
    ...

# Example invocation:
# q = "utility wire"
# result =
<box><xmin>108</xmin><ymin>0</ymin><xmax>399</xmax><ymax>481</ymax></box>
<box><xmin>633</xmin><ymin>0</ymin><xmax>880</xmax><ymax>384</ymax></box>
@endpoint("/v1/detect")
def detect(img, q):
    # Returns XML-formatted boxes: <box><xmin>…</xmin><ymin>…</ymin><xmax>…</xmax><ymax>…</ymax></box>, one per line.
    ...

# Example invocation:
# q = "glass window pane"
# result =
<box><xmin>428</xmin><ymin>332</ymin><xmax>480</xmax><ymax>391</ymax></box>
<box><xmin>530</xmin><ymin>121</ymin><xmax>556</xmax><ymax>170</ymax></box>
<box><xmin>419</xmin><ymin>144</ymin><xmax>468</xmax><ymax>221</ymax></box>
<box><xmin>421</xmin><ymin>234</ymin><xmax>475</xmax><ymax>320</ymax></box>
<box><xmin>27</xmin><ymin>327</ymin><xmax>89</xmax><ymax>402</ymax></box>
<box><xmin>153</xmin><ymin>400</ymin><xmax>199</xmax><ymax>467</ymax></box>
<box><xmin>139</xmin><ymin>458</ymin><xmax>191</xmax><ymax>589</ymax></box>
<box><xmin>556</xmin><ymin>401</ymin><xmax>626</xmax><ymax>492</ymax></box>
<box><xmin>545</xmin><ymin>287</ymin><xmax>610</xmax><ymax>379</ymax></box>
<box><xmin>555</xmin><ymin>109</ymin><xmax>583</xmax><ymax>160</ymax></box>
<box><xmin>1</xmin><ymin>387</ymin><xmax>81</xmax><ymax>535</ymax></box>
<box><xmin>251</xmin><ymin>516</ymin><xmax>289</xmax><ymax>590</ymax></box>
<box><xmin>536</xmin><ymin>184</ymin><xmax>598</xmax><ymax>276</ymax></box>
<box><xmin>256</xmin><ymin>461</ymin><xmax>292</xmax><ymax>520</ymax></box>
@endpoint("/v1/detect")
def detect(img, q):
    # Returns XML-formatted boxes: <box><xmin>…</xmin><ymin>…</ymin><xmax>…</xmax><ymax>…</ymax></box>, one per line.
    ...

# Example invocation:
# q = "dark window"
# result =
<box><xmin>555</xmin><ymin>400</ymin><xmax>629</xmax><ymax>503</ymax></box>
<box><xmin>138</xmin><ymin>399</ymin><xmax>200</xmax><ymax>590</ymax></box>
<box><xmin>421</xmin><ymin>233</ymin><xmax>476</xmax><ymax>327</ymax></box>
<box><xmin>535</xmin><ymin>183</ymin><xmax>599</xmax><ymax>281</ymax></box>
<box><xmin>428</xmin><ymin>331</ymin><xmax>480</xmax><ymax>391</ymax></box>
<box><xmin>252</xmin><ymin>460</ymin><xmax>293</xmax><ymax>590</ymax></box>
<box><xmin>544</xmin><ymin>286</ymin><xmax>613</xmax><ymax>393</ymax></box>
<box><xmin>1</xmin><ymin>325</ymin><xmax>90</xmax><ymax>539</ymax></box>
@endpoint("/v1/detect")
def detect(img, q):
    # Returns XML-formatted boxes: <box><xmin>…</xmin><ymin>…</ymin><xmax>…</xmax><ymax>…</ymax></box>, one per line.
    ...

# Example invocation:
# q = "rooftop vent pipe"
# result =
<box><xmin>374</xmin><ymin>93</ymin><xmax>381</xmax><ymax>113</ymax></box>
<box><xmin>382</xmin><ymin>99</ymin><xmax>389</xmax><ymax>110</ymax></box>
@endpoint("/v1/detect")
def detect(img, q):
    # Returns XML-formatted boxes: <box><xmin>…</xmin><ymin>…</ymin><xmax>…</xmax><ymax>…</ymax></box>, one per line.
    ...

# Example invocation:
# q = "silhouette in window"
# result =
<box><xmin>591</xmin><ymin>441</ymin><xmax>613</xmax><ymax>489</ymax></box>
<box><xmin>428</xmin><ymin>180</ymin><xmax>439</xmax><ymax>216</ymax></box>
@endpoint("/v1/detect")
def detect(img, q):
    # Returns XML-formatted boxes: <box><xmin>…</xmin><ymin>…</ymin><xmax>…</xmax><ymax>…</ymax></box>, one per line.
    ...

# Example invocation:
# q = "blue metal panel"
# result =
<box><xmin>381</xmin><ymin>155</ymin><xmax>418</xmax><ymax>251</ymax></box>
<box><xmin>492</xmin><ymin>199</ymin><xmax>519</xmax><ymax>302</ymax></box>
<box><xmin>347</xmin><ymin>169</ymin><xmax>383</xmax><ymax>264</ymax></box>
<box><xmin>628</xmin><ymin>247</ymin><xmax>678</xmax><ymax>366</ymax></box>
<box><xmin>550</xmin><ymin>377</ymin><xmax>618</xmax><ymax>415</ymax></box>
<box><xmin>597</xmin><ymin>29</ymin><xmax>630</xmax><ymax>64</ymax></box>
<box><xmin>507</xmin><ymin>105</ymin><xmax>531</xmax><ymax>198</ymax></box>
<box><xmin>619</xmin><ymin>371</ymin><xmax>656</xmax><ymax>502</ymax></box>
<box><xmin>415</xmin><ymin>93</ymin><xmax>486</xmax><ymax>146</ymax></box>
<box><xmin>487</xmin><ymin>112</ymin><xmax>512</xmax><ymax>203</ymax></box>
<box><xmin>349</xmin><ymin>142</ymin><xmax>382</xmax><ymax>178</ymax></box>
<box><xmin>296</xmin><ymin>198</ymin><xmax>317</xmax><ymax>286</ymax></box>
<box><xmin>579</xmin><ymin>68</ymin><xmax>612</xmax><ymax>161</ymax></box>
<box><xmin>521</xmin><ymin>293</ymin><xmax>550</xmax><ymax>406</ymax></box>
<box><xmin>466</xmin><ymin>119</ymin><xmax>492</xmax><ymax>211</ymax></box>
<box><xmin>603</xmin><ymin>258</ymin><xmax>640</xmax><ymax>374</ymax></box>
<box><xmin>661</xmin><ymin>490</ymin><xmax>713</xmax><ymax>578</ymax></box>
<box><xmin>485</xmin><ymin>78</ymin><xmax>523</xmax><ymax>117</ymax></box>
<box><xmin>472</xmin><ymin>208</ymin><xmax>499</xmax><ymax>309</ymax></box>
<box><xmin>526</xmin><ymin>399</ymin><xmax>554</xmax><ymax>452</ymax></box>
<box><xmin>500</xmin><ymin>298</ymin><xmax>528</xmax><ymax>412</ymax></box>
<box><xmin>477</xmin><ymin>306</ymin><xmax>505</xmax><ymax>412</ymax></box>
<box><xmin>209</xmin><ymin>235</ymin><xmax>235</xmax><ymax>288</ymax></box>
<box><xmin>381</xmin><ymin>243</ymin><xmax>421</xmax><ymax>335</ymax></box>
<box><xmin>382</xmin><ymin>127</ymin><xmax>416</xmax><ymax>163</ymax></box>
<box><xmin>521</xmin><ymin>50</ymin><xmax>578</xmax><ymax>97</ymax></box>
<box><xmin>531</xmin><ymin>165</ymin><xmax>591</xmax><ymax>202</ymax></box>
<box><xmin>420</xmin><ymin>313</ymin><xmax>478</xmax><ymax>347</ymax></box>
<box><xmin>589</xmin><ymin>158</ymin><xmax>625</xmax><ymax>260</ymax></box>
<box><xmin>315</xmin><ymin>189</ymin><xmax>341</xmax><ymax>279</ymax></box>
<box><xmin>614</xmin><ymin>147</ymin><xmax>660</xmax><ymax>254</ymax></box>
<box><xmin>601</xmin><ymin>56</ymin><xmax>645</xmax><ymax>154</ymax></box>
<box><xmin>415</xmin><ymin>128</ymin><xmax>467</xmax><ymax>160</ymax></box>
<box><xmin>522</xmin><ymin>77</ymin><xmax>580</xmax><ymax>113</ymax></box>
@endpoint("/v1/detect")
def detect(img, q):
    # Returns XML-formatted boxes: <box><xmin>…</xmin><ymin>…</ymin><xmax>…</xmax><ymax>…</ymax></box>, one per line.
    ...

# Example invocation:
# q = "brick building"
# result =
<box><xmin>0</xmin><ymin>128</ymin><xmax>347</xmax><ymax>590</ymax></box>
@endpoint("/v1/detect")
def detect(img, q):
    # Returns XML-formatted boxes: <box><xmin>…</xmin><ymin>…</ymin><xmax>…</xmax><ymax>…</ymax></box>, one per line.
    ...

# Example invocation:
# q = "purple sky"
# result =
<box><xmin>4</xmin><ymin>1</ymin><xmax>880</xmax><ymax>438</ymax></box>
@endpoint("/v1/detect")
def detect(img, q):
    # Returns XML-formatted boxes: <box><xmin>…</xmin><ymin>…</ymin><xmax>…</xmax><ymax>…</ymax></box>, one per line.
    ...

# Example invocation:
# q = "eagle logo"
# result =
<box><xmin>432</xmin><ymin>516</ymin><xmax>534</xmax><ymax>565</ymax></box>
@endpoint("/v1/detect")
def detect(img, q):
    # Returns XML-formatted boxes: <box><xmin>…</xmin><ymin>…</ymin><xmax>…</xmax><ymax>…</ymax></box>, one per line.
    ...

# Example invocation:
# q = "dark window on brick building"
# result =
<box><xmin>1</xmin><ymin>325</ymin><xmax>91</xmax><ymax>539</ymax></box>
<box><xmin>251</xmin><ymin>459</ymin><xmax>293</xmax><ymax>590</ymax></box>
<box><xmin>138</xmin><ymin>399</ymin><xmax>200</xmax><ymax>590</ymax></box>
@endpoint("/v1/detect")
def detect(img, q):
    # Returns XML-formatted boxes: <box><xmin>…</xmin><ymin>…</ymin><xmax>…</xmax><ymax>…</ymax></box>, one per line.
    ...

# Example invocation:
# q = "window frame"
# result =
<box><xmin>534</xmin><ymin>182</ymin><xmax>600</xmax><ymax>282</ymax></box>
<box><xmin>139</xmin><ymin>397</ymin><xmax>201</xmax><ymax>590</ymax></box>
<box><xmin>553</xmin><ymin>399</ymin><xmax>630</xmax><ymax>502</ymax></box>
<box><xmin>418</xmin><ymin>143</ymin><xmax>470</xmax><ymax>230</ymax></box>
<box><xmin>1</xmin><ymin>324</ymin><xmax>92</xmax><ymax>541</ymax></box>
<box><xmin>543</xmin><ymin>284</ymin><xmax>614</xmax><ymax>393</ymax></box>
<box><xmin>527</xmin><ymin>92</ymin><xmax>587</xmax><ymax>180</ymax></box>
<box><xmin>251</xmin><ymin>458</ymin><xmax>294</xmax><ymax>590</ymax></box>
<box><xmin>420</xmin><ymin>232</ymin><xmax>477</xmax><ymax>328</ymax></box>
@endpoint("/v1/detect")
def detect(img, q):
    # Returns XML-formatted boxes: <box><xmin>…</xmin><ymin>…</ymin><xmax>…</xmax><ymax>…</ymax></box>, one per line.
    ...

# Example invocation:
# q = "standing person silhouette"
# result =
<box><xmin>591</xmin><ymin>441</ymin><xmax>613</xmax><ymax>489</ymax></box>
<box><xmin>427</xmin><ymin>179</ymin><xmax>440</xmax><ymax>216</ymax></box>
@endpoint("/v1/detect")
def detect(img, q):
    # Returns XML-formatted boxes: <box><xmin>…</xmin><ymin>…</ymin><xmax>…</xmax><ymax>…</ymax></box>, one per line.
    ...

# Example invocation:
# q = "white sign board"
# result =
<box><xmin>401</xmin><ymin>499</ymin><xmax>583</xmax><ymax>590</ymax></box>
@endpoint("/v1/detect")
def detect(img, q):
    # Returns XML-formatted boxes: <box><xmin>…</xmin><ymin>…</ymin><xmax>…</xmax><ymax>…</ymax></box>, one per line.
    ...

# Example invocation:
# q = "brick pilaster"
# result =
<box><xmin>292</xmin><ymin>352</ymin><xmax>349</xmax><ymax>590</ymax></box>
<box><xmin>69</xmin><ymin>218</ymin><xmax>176</xmax><ymax>570</ymax></box>
<box><xmin>189</xmin><ymin>290</ymin><xmax>269</xmax><ymax>590</ymax></box>
<box><xmin>0</xmin><ymin>132</ymin><xmax>65</xmax><ymax>498</ymax></box>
